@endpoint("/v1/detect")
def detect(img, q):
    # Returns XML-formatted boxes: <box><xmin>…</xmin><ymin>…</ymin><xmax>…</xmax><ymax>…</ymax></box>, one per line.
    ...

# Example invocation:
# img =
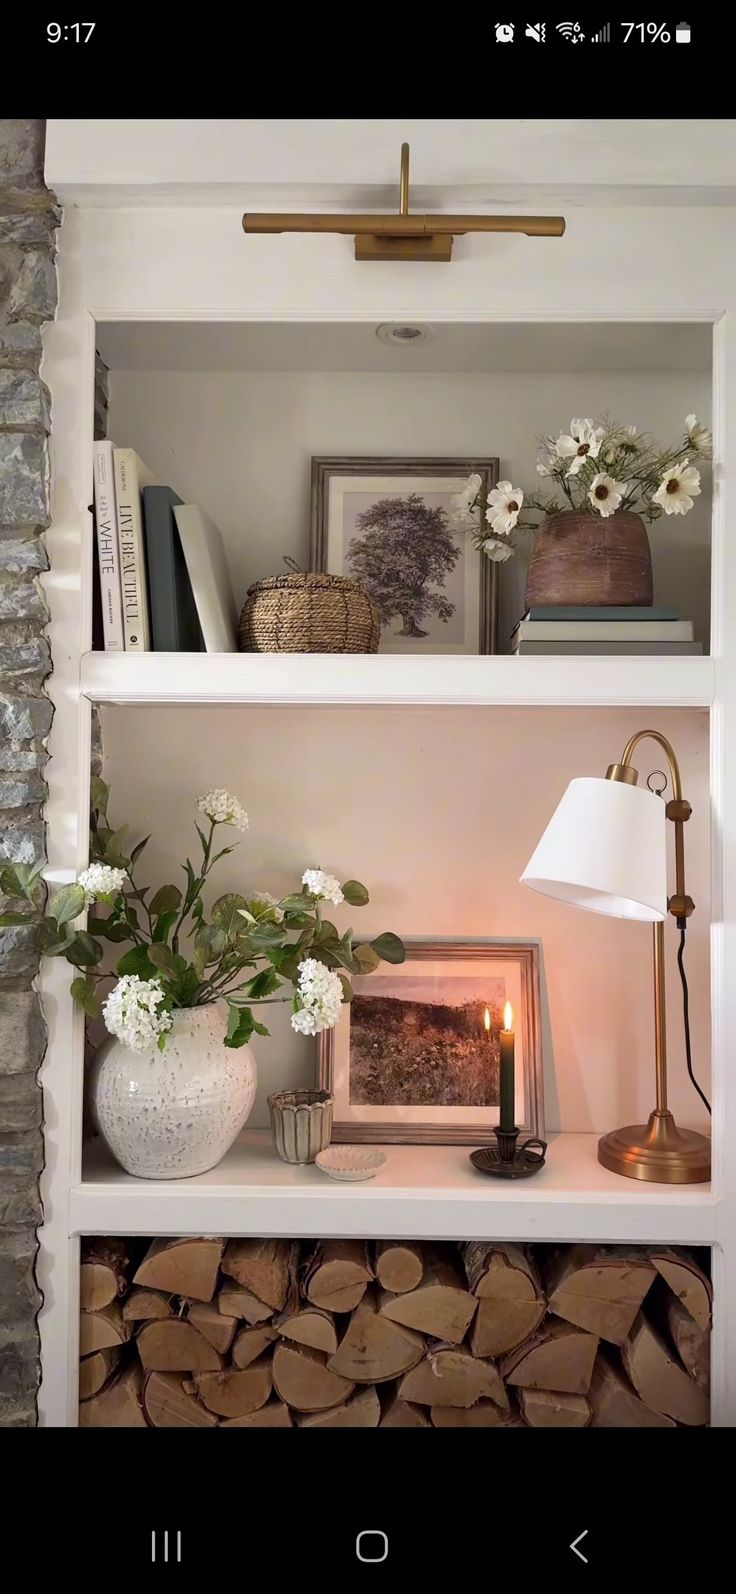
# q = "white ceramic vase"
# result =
<box><xmin>89</xmin><ymin>1003</ymin><xmax>257</xmax><ymax>1179</ymax></box>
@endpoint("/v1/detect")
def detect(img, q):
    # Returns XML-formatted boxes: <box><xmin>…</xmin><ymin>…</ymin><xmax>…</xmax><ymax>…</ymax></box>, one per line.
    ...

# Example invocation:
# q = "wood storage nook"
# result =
<box><xmin>77</xmin><ymin>1236</ymin><xmax>712</xmax><ymax>1427</ymax></box>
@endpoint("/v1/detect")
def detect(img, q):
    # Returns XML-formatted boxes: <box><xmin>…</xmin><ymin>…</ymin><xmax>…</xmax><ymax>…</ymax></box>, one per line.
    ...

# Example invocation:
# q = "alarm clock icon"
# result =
<box><xmin>495</xmin><ymin>23</ymin><xmax>515</xmax><ymax>43</ymax></box>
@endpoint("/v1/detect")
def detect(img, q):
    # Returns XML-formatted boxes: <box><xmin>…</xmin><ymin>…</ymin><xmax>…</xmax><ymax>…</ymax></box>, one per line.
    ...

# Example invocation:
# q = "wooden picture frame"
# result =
<box><xmin>310</xmin><ymin>456</ymin><xmax>500</xmax><ymax>655</ymax></box>
<box><xmin>317</xmin><ymin>939</ymin><xmax>544</xmax><ymax>1144</ymax></box>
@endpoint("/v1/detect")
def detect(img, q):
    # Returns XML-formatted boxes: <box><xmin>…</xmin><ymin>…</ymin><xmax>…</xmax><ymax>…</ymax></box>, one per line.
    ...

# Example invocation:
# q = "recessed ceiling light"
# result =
<box><xmin>375</xmin><ymin>323</ymin><xmax>432</xmax><ymax>346</ymax></box>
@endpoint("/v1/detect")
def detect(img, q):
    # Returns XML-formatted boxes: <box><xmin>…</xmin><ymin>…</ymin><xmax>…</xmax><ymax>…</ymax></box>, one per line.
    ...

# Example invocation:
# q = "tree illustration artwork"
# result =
<box><xmin>346</xmin><ymin>493</ymin><xmax>460</xmax><ymax>638</ymax></box>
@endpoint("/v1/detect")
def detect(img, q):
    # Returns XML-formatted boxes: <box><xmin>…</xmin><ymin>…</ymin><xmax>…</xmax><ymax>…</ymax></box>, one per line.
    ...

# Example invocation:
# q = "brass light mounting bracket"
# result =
<box><xmin>242</xmin><ymin>143</ymin><xmax>566</xmax><ymax>263</ymax></box>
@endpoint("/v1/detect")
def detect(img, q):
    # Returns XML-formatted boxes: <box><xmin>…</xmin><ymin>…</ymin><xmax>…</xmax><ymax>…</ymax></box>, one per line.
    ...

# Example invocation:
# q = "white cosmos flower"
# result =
<box><xmin>486</xmin><ymin>480</ymin><xmax>523</xmax><ymax>535</ymax></box>
<box><xmin>291</xmin><ymin>958</ymin><xmax>344</xmax><ymax>1036</ymax></box>
<box><xmin>555</xmin><ymin>418</ymin><xmax>605</xmax><ymax>476</ymax></box>
<box><xmin>302</xmin><ymin>868</ymin><xmax>344</xmax><ymax>906</ymax></box>
<box><xmin>482</xmin><ymin>536</ymin><xmax>515</xmax><ymax>563</ymax></box>
<box><xmin>102</xmin><ymin>975</ymin><xmax>172</xmax><ymax>1053</ymax></box>
<box><xmin>196</xmin><ymin>789</ymin><xmax>249</xmax><ymax>831</ymax></box>
<box><xmin>536</xmin><ymin>458</ymin><xmax>556</xmax><ymax>477</ymax></box>
<box><xmin>685</xmin><ymin>414</ymin><xmax>713</xmax><ymax>458</ymax></box>
<box><xmin>588</xmin><ymin>474</ymin><xmax>627</xmax><ymax>518</ymax></box>
<box><xmin>653</xmin><ymin>460</ymin><xmax>702</xmax><ymax>516</ymax></box>
<box><xmin>76</xmin><ymin>863</ymin><xmax>127</xmax><ymax>906</ymax></box>
<box><xmin>451</xmin><ymin>472</ymin><xmax>482</xmax><ymax>530</ymax></box>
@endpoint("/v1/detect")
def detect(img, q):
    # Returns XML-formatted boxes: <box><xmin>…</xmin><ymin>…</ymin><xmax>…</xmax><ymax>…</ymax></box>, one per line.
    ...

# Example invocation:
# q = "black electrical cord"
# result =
<box><xmin>677</xmin><ymin>925</ymin><xmax>711</xmax><ymax>1117</ymax></box>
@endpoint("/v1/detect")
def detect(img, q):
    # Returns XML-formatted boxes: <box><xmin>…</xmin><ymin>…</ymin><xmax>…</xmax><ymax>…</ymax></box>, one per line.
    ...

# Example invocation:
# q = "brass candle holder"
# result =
<box><xmin>470</xmin><ymin>1126</ymin><xmax>548</xmax><ymax>1180</ymax></box>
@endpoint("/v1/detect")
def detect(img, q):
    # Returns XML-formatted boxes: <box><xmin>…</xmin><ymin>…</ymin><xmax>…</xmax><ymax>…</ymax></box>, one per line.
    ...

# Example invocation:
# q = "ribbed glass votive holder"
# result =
<box><xmin>268</xmin><ymin>1089</ymin><xmax>334</xmax><ymax>1164</ymax></box>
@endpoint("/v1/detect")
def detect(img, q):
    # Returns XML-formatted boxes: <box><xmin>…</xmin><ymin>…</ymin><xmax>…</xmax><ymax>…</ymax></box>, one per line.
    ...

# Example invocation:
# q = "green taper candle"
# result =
<box><xmin>499</xmin><ymin>1001</ymin><xmax>515</xmax><ymax>1131</ymax></box>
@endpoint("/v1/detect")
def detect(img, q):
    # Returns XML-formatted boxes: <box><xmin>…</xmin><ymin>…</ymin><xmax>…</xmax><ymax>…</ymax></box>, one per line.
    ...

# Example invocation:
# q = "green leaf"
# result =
<box><xmin>105</xmin><ymin>826</ymin><xmax>129</xmax><ymax>862</ymax></box>
<box><xmin>129</xmin><ymin>835</ymin><xmax>150</xmax><ymax>866</ymax></box>
<box><xmin>177</xmin><ymin>967</ymin><xmax>203</xmax><ymax>1007</ymax></box>
<box><xmin>337</xmin><ymin>974</ymin><xmax>354</xmax><ymax>1002</ymax></box>
<box><xmin>370</xmin><ymin>932</ymin><xmax>406</xmax><ymax>965</ymax></box>
<box><xmin>248</xmin><ymin>924</ymin><xmax>286</xmax><ymax>949</ymax></box>
<box><xmin>0</xmin><ymin>911</ymin><xmax>33</xmax><ymax>926</ymax></box>
<box><xmin>65</xmin><ymin>931</ymin><xmax>104</xmax><ymax>967</ymax></box>
<box><xmin>279</xmin><ymin>893</ymin><xmax>313</xmax><ymax>915</ymax></box>
<box><xmin>149</xmin><ymin>883</ymin><xmax>182</xmax><ymax>917</ymax></box>
<box><xmin>70</xmin><ymin>976</ymin><xmax>102</xmax><ymax>1019</ymax></box>
<box><xmin>153</xmin><ymin>909</ymin><xmax>179</xmax><ymax>944</ymax></box>
<box><xmin>50</xmin><ymin>883</ymin><xmax>86</xmax><ymax>926</ymax></box>
<box><xmin>212</xmin><ymin>893</ymin><xmax>249</xmax><ymax>937</ymax></box>
<box><xmin>245</xmin><ymin>966</ymin><xmax>281</xmax><ymax>1000</ymax></box>
<box><xmin>342</xmin><ymin>879</ymin><xmax>369</xmax><ymax>907</ymax></box>
<box><xmin>194</xmin><ymin>924</ymin><xmax>227</xmax><ymax>964</ymax></box>
<box><xmin>117</xmin><ymin>945</ymin><xmax>158</xmax><ymax>979</ymax></box>
<box><xmin>147</xmin><ymin>942</ymin><xmax>187</xmax><ymax>978</ymax></box>
<box><xmin>86</xmin><ymin>918</ymin><xmax>130</xmax><ymax>943</ymax></box>
<box><xmin>267</xmin><ymin>947</ymin><xmax>300</xmax><ymax>982</ymax></box>
<box><xmin>225</xmin><ymin>1004</ymin><xmax>257</xmax><ymax>1048</ymax></box>
<box><xmin>90</xmin><ymin>776</ymin><xmax>109</xmax><ymax>815</ymax></box>
<box><xmin>354</xmin><ymin>942</ymin><xmax>381</xmax><ymax>974</ymax></box>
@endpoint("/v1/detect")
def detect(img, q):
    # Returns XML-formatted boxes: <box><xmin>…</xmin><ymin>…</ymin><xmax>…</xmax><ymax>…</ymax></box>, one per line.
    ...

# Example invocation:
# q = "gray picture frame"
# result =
<box><xmin>317</xmin><ymin>938</ymin><xmax>544</xmax><ymax>1144</ymax></box>
<box><xmin>310</xmin><ymin>456</ymin><xmax>500</xmax><ymax>655</ymax></box>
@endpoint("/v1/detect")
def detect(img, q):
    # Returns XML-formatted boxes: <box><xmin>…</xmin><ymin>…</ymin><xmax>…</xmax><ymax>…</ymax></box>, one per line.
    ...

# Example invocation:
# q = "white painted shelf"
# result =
<box><xmin>80</xmin><ymin>651</ymin><xmax>715</xmax><ymax>709</ymax></box>
<box><xmin>71</xmin><ymin>1130</ymin><xmax>716</xmax><ymax>1245</ymax></box>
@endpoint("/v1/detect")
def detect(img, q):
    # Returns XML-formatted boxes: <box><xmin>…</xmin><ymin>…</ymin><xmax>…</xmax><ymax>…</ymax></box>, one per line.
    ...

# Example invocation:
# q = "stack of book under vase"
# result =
<box><xmin>511</xmin><ymin>606</ymin><xmax>701</xmax><ymax>656</ymax></box>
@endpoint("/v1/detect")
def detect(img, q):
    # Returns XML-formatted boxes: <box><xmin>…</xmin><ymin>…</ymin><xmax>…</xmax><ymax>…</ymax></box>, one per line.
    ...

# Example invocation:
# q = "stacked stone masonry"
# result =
<box><xmin>0</xmin><ymin>120</ymin><xmax>58</xmax><ymax>1426</ymax></box>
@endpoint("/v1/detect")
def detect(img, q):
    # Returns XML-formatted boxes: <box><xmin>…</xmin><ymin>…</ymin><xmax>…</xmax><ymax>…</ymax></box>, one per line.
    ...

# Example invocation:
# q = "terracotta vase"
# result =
<box><xmin>525</xmin><ymin>510</ymin><xmax>653</xmax><ymax>609</ymax></box>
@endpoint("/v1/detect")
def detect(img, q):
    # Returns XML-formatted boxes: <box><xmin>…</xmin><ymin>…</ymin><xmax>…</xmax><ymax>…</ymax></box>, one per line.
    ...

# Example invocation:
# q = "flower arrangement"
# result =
<box><xmin>0</xmin><ymin>780</ymin><xmax>404</xmax><ymax>1052</ymax></box>
<box><xmin>452</xmin><ymin>413</ymin><xmax>712</xmax><ymax>562</ymax></box>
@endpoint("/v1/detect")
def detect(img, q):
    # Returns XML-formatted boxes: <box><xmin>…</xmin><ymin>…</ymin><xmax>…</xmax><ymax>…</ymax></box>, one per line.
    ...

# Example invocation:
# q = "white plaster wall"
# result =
<box><xmin>108</xmin><ymin>367</ymin><xmax>712</xmax><ymax>651</ymax></box>
<box><xmin>101</xmin><ymin>704</ymin><xmax>710</xmax><ymax>1137</ymax></box>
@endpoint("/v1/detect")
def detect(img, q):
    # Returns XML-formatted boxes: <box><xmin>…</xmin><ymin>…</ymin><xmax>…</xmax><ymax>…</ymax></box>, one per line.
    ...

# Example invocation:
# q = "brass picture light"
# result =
<box><xmin>242</xmin><ymin>142</ymin><xmax>566</xmax><ymax>262</ymax></box>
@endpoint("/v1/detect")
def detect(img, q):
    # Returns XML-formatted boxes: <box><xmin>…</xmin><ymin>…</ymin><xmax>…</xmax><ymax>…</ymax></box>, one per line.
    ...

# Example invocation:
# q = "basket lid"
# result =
<box><xmin>246</xmin><ymin>571</ymin><xmax>366</xmax><ymax>596</ymax></box>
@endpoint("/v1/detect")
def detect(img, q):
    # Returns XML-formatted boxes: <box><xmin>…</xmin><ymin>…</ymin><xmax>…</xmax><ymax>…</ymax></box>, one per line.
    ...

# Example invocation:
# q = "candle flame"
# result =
<box><xmin>484</xmin><ymin>1006</ymin><xmax>491</xmax><ymax>1032</ymax></box>
<box><xmin>503</xmin><ymin>1001</ymin><xmax>513</xmax><ymax>1032</ymax></box>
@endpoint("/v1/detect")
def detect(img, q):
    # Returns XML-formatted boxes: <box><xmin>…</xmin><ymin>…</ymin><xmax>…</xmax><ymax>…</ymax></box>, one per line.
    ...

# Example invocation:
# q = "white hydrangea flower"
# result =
<box><xmin>77</xmin><ymin>863</ymin><xmax>127</xmax><ymax>906</ymax></box>
<box><xmin>196</xmin><ymin>789</ymin><xmax>249</xmax><ymax>831</ymax></box>
<box><xmin>653</xmin><ymin>460</ymin><xmax>702</xmax><ymax>516</ymax></box>
<box><xmin>290</xmin><ymin>957</ymin><xmax>344</xmax><ymax>1036</ymax></box>
<box><xmin>685</xmin><ymin>413</ymin><xmax>713</xmax><ymax>458</ymax></box>
<box><xmin>301</xmin><ymin>868</ymin><xmax>344</xmax><ymax>906</ymax></box>
<box><xmin>250</xmin><ymin>890</ymin><xmax>284</xmax><ymax>923</ymax></box>
<box><xmin>102</xmin><ymin>976</ymin><xmax>173</xmax><ymax>1053</ymax></box>
<box><xmin>482</xmin><ymin>536</ymin><xmax>515</xmax><ymax>563</ymax></box>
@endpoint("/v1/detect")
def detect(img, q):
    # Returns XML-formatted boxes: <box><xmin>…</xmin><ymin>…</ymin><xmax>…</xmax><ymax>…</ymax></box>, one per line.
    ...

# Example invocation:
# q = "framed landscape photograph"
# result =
<box><xmin>310</xmin><ymin>456</ymin><xmax>500</xmax><ymax>654</ymax></box>
<box><xmin>317</xmin><ymin>940</ymin><xmax>544</xmax><ymax>1144</ymax></box>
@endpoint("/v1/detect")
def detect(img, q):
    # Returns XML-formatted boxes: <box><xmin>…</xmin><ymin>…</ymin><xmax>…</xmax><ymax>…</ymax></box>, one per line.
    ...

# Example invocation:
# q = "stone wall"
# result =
<box><xmin>0</xmin><ymin>120</ymin><xmax>58</xmax><ymax>1426</ymax></box>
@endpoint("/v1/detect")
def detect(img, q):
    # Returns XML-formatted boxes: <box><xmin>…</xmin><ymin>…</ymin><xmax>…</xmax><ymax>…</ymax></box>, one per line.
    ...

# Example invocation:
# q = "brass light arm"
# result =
<box><xmin>606</xmin><ymin>728</ymin><xmax>694</xmax><ymax>922</ymax></box>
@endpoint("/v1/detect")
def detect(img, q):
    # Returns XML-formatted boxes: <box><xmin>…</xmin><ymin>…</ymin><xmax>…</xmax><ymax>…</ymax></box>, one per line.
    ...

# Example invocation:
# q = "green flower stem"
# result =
<box><xmin>172</xmin><ymin>816</ymin><xmax>216</xmax><ymax>953</ymax></box>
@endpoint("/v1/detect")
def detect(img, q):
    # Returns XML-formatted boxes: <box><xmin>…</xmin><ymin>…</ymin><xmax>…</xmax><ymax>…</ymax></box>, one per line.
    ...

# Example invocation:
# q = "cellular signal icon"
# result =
<box><xmin>591</xmin><ymin>22</ymin><xmax>611</xmax><ymax>42</ymax></box>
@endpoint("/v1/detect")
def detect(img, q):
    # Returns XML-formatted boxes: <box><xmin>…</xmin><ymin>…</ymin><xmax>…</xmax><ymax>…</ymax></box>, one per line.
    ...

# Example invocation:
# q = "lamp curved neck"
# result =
<box><xmin>615</xmin><ymin>728</ymin><xmax>683</xmax><ymax>800</ymax></box>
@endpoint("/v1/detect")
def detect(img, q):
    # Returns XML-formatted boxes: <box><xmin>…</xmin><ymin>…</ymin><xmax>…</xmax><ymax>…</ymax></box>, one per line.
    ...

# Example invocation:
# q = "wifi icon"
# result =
<box><xmin>556</xmin><ymin>20</ymin><xmax>585</xmax><ymax>40</ymax></box>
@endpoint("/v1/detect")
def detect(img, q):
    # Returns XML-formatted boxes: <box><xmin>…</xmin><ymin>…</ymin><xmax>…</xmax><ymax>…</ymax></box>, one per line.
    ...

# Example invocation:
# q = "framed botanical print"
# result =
<box><xmin>317</xmin><ymin>939</ymin><xmax>544</xmax><ymax>1144</ymax></box>
<box><xmin>310</xmin><ymin>456</ymin><xmax>500</xmax><ymax>655</ymax></box>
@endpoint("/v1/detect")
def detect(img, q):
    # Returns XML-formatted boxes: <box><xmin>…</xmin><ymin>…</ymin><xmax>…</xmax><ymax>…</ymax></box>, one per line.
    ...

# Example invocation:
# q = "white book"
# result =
<box><xmin>173</xmin><ymin>505</ymin><xmax>238</xmax><ymax>652</ymax></box>
<box><xmin>113</xmin><ymin>448</ymin><xmax>157</xmax><ymax>651</ymax></box>
<box><xmin>92</xmin><ymin>441</ymin><xmax>124</xmax><ymax>651</ymax></box>
<box><xmin>514</xmin><ymin>618</ymin><xmax>694</xmax><ymax>643</ymax></box>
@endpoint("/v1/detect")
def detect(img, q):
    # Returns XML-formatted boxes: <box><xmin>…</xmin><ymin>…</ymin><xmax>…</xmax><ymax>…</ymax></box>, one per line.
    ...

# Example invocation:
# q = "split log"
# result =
<box><xmin>134</xmin><ymin>1238</ymin><xmax>224</xmax><ymax>1303</ymax></box>
<box><xmin>588</xmin><ymin>1350</ymin><xmax>675</xmax><ymax>1428</ymax></box>
<box><xmin>142</xmin><ymin>1371</ymin><xmax>218</xmax><ymax>1428</ymax></box>
<box><xmin>80</xmin><ymin>1239</ymin><xmax>129</xmax><ymax>1311</ymax></box>
<box><xmin>221</xmin><ymin>1239</ymin><xmax>296</xmax><ymax>1312</ymax></box>
<box><xmin>296</xmin><ymin>1386</ymin><xmax>381</xmax><ymax>1428</ymax></box>
<box><xmin>379</xmin><ymin>1251</ymin><xmax>477</xmax><ymax>1345</ymax></box>
<box><xmin>218</xmin><ymin>1283</ymin><xmax>274</xmax><ymax>1325</ymax></box>
<box><xmin>193</xmin><ymin>1359</ymin><xmax>273</xmax><ymax>1419</ymax></box>
<box><xmin>232</xmin><ymin>1324</ymin><xmax>279</xmax><ymax>1369</ymax></box>
<box><xmin>546</xmin><ymin>1246</ymin><xmax>655</xmax><ymax>1345</ymax></box>
<box><xmin>375</xmin><ymin>1241</ymin><xmax>425</xmax><ymax>1295</ymax></box>
<box><xmin>221</xmin><ymin>1400</ymin><xmax>293</xmax><ymax>1428</ymax></box>
<box><xmin>272</xmin><ymin>1341</ymin><xmax>355</xmax><ymax>1411</ymax></box>
<box><xmin>187</xmin><ymin>1300</ymin><xmax>237</xmax><ymax>1356</ymax></box>
<box><xmin>519</xmin><ymin>1388</ymin><xmax>591</xmax><ymax>1428</ymax></box>
<box><xmin>328</xmin><ymin>1288</ymin><xmax>424</xmax><ymax>1384</ymax></box>
<box><xmin>136</xmin><ymin>1318</ymin><xmax>224</xmax><ymax>1373</ymax></box>
<box><xmin>463</xmin><ymin>1245</ymin><xmax>546</xmax><ymax>1357</ymax></box>
<box><xmin>501</xmin><ymin>1321</ymin><xmax>598</xmax><ymax>1395</ymax></box>
<box><xmin>652</xmin><ymin>1249</ymin><xmax>712</xmax><ymax>1331</ymax></box>
<box><xmin>304</xmin><ymin>1241</ymin><xmax>373</xmax><ymax>1313</ymax></box>
<box><xmin>79</xmin><ymin>1301</ymin><xmax>130</xmax><ymax>1355</ymax></box>
<box><xmin>665</xmin><ymin>1294</ymin><xmax>710</xmax><ymax>1390</ymax></box>
<box><xmin>622</xmin><ymin>1313</ymin><xmax>709</xmax><ymax>1426</ymax></box>
<box><xmin>79</xmin><ymin>1347</ymin><xmax>120</xmax><ymax>1401</ymax></box>
<box><xmin>399</xmin><ymin>1346</ymin><xmax>508</xmax><ymax>1410</ymax></box>
<box><xmin>431</xmin><ymin>1401</ymin><xmax>522</xmax><ymax>1428</ymax></box>
<box><xmin>122</xmin><ymin>1288</ymin><xmax>174</xmax><ymax>1324</ymax></box>
<box><xmin>379</xmin><ymin>1391</ymin><xmax>431</xmax><ymax>1428</ymax></box>
<box><xmin>79</xmin><ymin>1361</ymin><xmax>146</xmax><ymax>1427</ymax></box>
<box><xmin>276</xmin><ymin>1307</ymin><xmax>338</xmax><ymax>1356</ymax></box>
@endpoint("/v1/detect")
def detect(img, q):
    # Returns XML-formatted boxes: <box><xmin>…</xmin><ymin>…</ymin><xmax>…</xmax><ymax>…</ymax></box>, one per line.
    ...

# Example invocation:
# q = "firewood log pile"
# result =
<box><xmin>78</xmin><ymin>1236</ymin><xmax>711</xmax><ymax>1427</ymax></box>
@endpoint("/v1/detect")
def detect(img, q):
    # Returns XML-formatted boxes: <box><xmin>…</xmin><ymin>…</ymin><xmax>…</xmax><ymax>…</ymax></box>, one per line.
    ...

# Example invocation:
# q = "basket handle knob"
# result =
<box><xmin>283</xmin><ymin>555</ymin><xmax>305</xmax><ymax>575</ymax></box>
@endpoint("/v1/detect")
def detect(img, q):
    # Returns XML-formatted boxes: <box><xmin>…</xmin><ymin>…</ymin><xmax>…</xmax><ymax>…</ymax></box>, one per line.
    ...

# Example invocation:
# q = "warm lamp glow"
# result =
<box><xmin>503</xmin><ymin>1001</ymin><xmax>513</xmax><ymax>1032</ymax></box>
<box><xmin>484</xmin><ymin>1006</ymin><xmax>491</xmax><ymax>1032</ymax></box>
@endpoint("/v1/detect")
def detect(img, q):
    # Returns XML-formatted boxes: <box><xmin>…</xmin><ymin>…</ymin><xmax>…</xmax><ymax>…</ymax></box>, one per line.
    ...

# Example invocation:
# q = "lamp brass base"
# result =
<box><xmin>598</xmin><ymin>1110</ymin><xmax>710</xmax><ymax>1184</ymax></box>
<box><xmin>355</xmin><ymin>234</ymin><xmax>454</xmax><ymax>262</ymax></box>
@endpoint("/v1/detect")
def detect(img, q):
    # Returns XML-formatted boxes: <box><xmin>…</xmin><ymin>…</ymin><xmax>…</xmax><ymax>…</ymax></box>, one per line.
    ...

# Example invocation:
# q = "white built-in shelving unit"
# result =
<box><xmin>37</xmin><ymin>119</ymin><xmax>736</xmax><ymax>1427</ymax></box>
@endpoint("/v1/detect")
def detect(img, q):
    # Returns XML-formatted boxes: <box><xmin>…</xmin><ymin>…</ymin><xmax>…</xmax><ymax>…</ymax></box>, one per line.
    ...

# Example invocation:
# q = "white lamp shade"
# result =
<box><xmin>520</xmin><ymin>776</ymin><xmax>667</xmax><ymax>922</ymax></box>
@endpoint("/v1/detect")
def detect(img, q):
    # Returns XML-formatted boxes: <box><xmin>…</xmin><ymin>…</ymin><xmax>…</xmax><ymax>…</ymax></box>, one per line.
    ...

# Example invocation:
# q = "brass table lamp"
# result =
<box><xmin>521</xmin><ymin>729</ymin><xmax>711</xmax><ymax>1184</ymax></box>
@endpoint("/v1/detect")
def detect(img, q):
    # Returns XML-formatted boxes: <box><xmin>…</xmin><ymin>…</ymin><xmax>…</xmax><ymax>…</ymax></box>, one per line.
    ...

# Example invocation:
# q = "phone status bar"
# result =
<box><xmin>492</xmin><ymin>21</ymin><xmax>692</xmax><ymax>46</ymax></box>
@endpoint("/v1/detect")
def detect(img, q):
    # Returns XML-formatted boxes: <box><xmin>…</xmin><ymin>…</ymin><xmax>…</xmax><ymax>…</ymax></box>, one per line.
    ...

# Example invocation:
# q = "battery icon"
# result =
<box><xmin>675</xmin><ymin>21</ymin><xmax>691</xmax><ymax>41</ymax></box>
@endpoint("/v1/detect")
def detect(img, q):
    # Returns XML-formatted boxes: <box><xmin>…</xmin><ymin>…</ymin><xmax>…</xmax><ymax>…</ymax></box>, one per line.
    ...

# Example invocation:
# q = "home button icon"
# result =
<box><xmin>356</xmin><ymin>1530</ymin><xmax>389</xmax><ymax>1563</ymax></box>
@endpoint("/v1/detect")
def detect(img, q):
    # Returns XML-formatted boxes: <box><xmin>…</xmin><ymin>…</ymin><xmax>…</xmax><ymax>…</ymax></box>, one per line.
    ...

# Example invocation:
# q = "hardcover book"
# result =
<box><xmin>143</xmin><ymin>487</ymin><xmax>204</xmax><ymax>653</ymax></box>
<box><xmin>522</xmin><ymin>605</ymin><xmax>680</xmax><ymax>622</ymax></box>
<box><xmin>92</xmin><ymin>440</ymin><xmax>124</xmax><ymax>650</ymax></box>
<box><xmin>113</xmin><ymin>448</ymin><xmax>157</xmax><ymax>651</ymax></box>
<box><xmin>514</xmin><ymin>619</ymin><xmax>694</xmax><ymax>644</ymax></box>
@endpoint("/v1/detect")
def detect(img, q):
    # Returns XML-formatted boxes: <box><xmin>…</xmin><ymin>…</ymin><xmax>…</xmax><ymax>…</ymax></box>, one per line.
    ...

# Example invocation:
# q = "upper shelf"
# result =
<box><xmin>80</xmin><ymin>652</ymin><xmax>716</xmax><ymax>709</ymax></box>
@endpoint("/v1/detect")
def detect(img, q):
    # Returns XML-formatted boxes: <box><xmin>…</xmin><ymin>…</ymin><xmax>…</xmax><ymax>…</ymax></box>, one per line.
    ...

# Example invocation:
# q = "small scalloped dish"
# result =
<box><xmin>314</xmin><ymin>1146</ymin><xmax>387</xmax><ymax>1182</ymax></box>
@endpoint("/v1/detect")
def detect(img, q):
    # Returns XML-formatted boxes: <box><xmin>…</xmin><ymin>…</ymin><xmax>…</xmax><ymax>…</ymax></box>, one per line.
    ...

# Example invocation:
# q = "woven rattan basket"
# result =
<box><xmin>238</xmin><ymin>568</ymin><xmax>380</xmax><ymax>654</ymax></box>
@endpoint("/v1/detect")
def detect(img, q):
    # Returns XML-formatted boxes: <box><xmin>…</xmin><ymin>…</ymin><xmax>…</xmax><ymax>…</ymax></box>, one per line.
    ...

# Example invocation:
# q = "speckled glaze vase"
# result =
<box><xmin>88</xmin><ymin>1004</ymin><xmax>257</xmax><ymax>1179</ymax></box>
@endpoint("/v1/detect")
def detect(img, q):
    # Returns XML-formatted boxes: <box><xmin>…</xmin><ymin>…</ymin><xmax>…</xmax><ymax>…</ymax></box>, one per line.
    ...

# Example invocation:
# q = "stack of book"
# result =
<box><xmin>92</xmin><ymin>441</ymin><xmax>238</xmax><ymax>653</ymax></box>
<box><xmin>511</xmin><ymin>606</ymin><xmax>701</xmax><ymax>656</ymax></box>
